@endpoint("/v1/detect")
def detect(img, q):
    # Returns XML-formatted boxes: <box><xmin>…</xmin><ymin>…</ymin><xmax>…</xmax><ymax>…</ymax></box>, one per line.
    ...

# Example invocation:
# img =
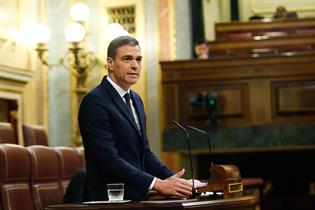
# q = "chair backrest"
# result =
<box><xmin>23</xmin><ymin>124</ymin><xmax>49</xmax><ymax>146</ymax></box>
<box><xmin>0</xmin><ymin>122</ymin><xmax>17</xmax><ymax>144</ymax></box>
<box><xmin>0</xmin><ymin>144</ymin><xmax>35</xmax><ymax>210</ymax></box>
<box><xmin>54</xmin><ymin>147</ymin><xmax>84</xmax><ymax>193</ymax></box>
<box><xmin>27</xmin><ymin>145</ymin><xmax>63</xmax><ymax>210</ymax></box>
<box><xmin>75</xmin><ymin>147</ymin><xmax>86</xmax><ymax>168</ymax></box>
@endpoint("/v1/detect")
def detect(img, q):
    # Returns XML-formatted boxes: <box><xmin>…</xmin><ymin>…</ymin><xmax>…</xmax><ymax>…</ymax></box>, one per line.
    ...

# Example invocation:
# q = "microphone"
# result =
<box><xmin>172</xmin><ymin>120</ymin><xmax>196</xmax><ymax>198</ymax></box>
<box><xmin>186</xmin><ymin>126</ymin><xmax>244</xmax><ymax>199</ymax></box>
<box><xmin>187</xmin><ymin>125</ymin><xmax>214</xmax><ymax>168</ymax></box>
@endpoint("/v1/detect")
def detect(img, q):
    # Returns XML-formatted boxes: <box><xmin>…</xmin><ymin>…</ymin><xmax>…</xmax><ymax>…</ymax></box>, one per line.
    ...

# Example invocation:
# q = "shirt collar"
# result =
<box><xmin>106</xmin><ymin>76</ymin><xmax>130</xmax><ymax>97</ymax></box>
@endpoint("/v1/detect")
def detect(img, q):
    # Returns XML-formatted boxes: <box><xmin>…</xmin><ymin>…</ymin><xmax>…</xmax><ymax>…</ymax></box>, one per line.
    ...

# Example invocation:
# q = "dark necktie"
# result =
<box><xmin>124</xmin><ymin>93</ymin><xmax>135</xmax><ymax>122</ymax></box>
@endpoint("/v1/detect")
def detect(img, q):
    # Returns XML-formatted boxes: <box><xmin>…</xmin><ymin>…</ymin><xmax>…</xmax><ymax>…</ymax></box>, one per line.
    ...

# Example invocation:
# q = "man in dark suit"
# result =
<box><xmin>78</xmin><ymin>36</ymin><xmax>193</xmax><ymax>201</ymax></box>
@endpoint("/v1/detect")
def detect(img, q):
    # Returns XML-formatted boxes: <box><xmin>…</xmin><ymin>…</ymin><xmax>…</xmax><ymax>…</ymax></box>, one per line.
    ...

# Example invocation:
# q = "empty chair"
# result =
<box><xmin>23</xmin><ymin>124</ymin><xmax>49</xmax><ymax>146</ymax></box>
<box><xmin>54</xmin><ymin>147</ymin><xmax>84</xmax><ymax>193</ymax></box>
<box><xmin>0</xmin><ymin>143</ymin><xmax>35</xmax><ymax>210</ymax></box>
<box><xmin>27</xmin><ymin>145</ymin><xmax>63</xmax><ymax>210</ymax></box>
<box><xmin>0</xmin><ymin>122</ymin><xmax>17</xmax><ymax>144</ymax></box>
<box><xmin>243</xmin><ymin>177</ymin><xmax>264</xmax><ymax>193</ymax></box>
<box><xmin>242</xmin><ymin>177</ymin><xmax>264</xmax><ymax>209</ymax></box>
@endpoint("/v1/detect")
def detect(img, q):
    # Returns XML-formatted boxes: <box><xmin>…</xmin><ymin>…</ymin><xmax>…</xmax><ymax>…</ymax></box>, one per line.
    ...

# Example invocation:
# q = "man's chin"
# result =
<box><xmin>127</xmin><ymin>79</ymin><xmax>139</xmax><ymax>86</ymax></box>
<box><xmin>128</xmin><ymin>77</ymin><xmax>139</xmax><ymax>83</ymax></box>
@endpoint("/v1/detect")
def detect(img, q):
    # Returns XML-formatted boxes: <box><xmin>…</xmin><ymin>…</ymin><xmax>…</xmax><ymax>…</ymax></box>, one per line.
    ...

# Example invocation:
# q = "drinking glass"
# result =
<box><xmin>107</xmin><ymin>183</ymin><xmax>124</xmax><ymax>201</ymax></box>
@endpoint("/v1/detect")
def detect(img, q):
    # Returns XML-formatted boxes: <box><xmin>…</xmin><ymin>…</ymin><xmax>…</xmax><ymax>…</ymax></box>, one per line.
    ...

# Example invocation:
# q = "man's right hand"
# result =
<box><xmin>152</xmin><ymin>169</ymin><xmax>193</xmax><ymax>198</ymax></box>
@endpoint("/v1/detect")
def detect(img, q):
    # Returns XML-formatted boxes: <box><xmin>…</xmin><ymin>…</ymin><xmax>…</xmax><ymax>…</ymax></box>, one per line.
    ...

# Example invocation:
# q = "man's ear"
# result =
<box><xmin>107</xmin><ymin>57</ymin><xmax>114</xmax><ymax>71</ymax></box>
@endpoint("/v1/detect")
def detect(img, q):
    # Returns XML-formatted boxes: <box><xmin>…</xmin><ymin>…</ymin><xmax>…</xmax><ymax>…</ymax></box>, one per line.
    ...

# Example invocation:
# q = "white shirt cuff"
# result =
<box><xmin>148</xmin><ymin>177</ymin><xmax>157</xmax><ymax>190</ymax></box>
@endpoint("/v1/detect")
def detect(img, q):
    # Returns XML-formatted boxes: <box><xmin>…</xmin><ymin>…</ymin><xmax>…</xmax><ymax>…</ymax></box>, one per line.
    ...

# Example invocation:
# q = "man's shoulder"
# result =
<box><xmin>85</xmin><ymin>85</ymin><xmax>106</xmax><ymax>98</ymax></box>
<box><xmin>86</xmin><ymin>78</ymin><xmax>111</xmax><ymax>97</ymax></box>
<box><xmin>82</xmin><ymin>83</ymin><xmax>111</xmax><ymax>105</ymax></box>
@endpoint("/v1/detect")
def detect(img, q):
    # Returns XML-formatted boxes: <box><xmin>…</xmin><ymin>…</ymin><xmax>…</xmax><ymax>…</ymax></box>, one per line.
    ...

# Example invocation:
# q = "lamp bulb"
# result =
<box><xmin>70</xmin><ymin>2</ymin><xmax>90</xmax><ymax>22</ymax></box>
<box><xmin>65</xmin><ymin>23</ymin><xmax>85</xmax><ymax>43</ymax></box>
<box><xmin>33</xmin><ymin>24</ymin><xmax>51</xmax><ymax>44</ymax></box>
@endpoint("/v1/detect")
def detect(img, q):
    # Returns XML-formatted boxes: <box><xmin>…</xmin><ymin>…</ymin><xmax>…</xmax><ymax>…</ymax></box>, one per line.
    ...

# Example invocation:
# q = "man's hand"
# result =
<box><xmin>187</xmin><ymin>179</ymin><xmax>207</xmax><ymax>188</ymax></box>
<box><xmin>152</xmin><ymin>169</ymin><xmax>193</xmax><ymax>198</ymax></box>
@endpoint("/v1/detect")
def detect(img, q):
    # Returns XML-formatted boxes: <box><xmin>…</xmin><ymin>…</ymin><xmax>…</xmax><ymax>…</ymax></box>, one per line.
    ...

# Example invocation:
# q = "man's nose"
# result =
<box><xmin>130</xmin><ymin>59</ymin><xmax>139</xmax><ymax>69</ymax></box>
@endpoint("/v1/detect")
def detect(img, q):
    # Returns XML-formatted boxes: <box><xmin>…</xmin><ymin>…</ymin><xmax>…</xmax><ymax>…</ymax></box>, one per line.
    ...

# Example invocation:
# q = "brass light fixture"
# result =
<box><xmin>34</xmin><ymin>3</ymin><xmax>99</xmax><ymax>146</ymax></box>
<box><xmin>34</xmin><ymin>3</ymin><xmax>99</xmax><ymax>103</ymax></box>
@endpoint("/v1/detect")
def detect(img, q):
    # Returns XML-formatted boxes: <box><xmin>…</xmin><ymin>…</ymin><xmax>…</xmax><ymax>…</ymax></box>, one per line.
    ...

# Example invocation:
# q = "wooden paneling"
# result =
<box><xmin>210</xmin><ymin>36</ymin><xmax>315</xmax><ymax>50</ymax></box>
<box><xmin>208</xmin><ymin>36</ymin><xmax>315</xmax><ymax>58</ymax></box>
<box><xmin>272</xmin><ymin>79</ymin><xmax>315</xmax><ymax>117</ymax></box>
<box><xmin>163</xmin><ymin>84</ymin><xmax>178</xmax><ymax>125</ymax></box>
<box><xmin>215</xmin><ymin>17</ymin><xmax>315</xmax><ymax>40</ymax></box>
<box><xmin>160</xmin><ymin>52</ymin><xmax>315</xmax><ymax>128</ymax></box>
<box><xmin>212</xmin><ymin>18</ymin><xmax>315</xmax><ymax>58</ymax></box>
<box><xmin>178</xmin><ymin>82</ymin><xmax>249</xmax><ymax>127</ymax></box>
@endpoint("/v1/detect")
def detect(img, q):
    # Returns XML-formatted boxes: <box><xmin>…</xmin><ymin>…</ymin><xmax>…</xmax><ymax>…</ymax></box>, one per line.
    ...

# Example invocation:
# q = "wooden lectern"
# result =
<box><xmin>196</xmin><ymin>165</ymin><xmax>243</xmax><ymax>199</ymax></box>
<box><xmin>45</xmin><ymin>165</ymin><xmax>258</xmax><ymax>210</ymax></box>
<box><xmin>46</xmin><ymin>195</ymin><xmax>258</xmax><ymax>210</ymax></box>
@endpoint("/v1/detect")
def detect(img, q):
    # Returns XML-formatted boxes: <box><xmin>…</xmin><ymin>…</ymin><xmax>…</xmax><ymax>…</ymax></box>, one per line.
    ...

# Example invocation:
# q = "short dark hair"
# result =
<box><xmin>194</xmin><ymin>39</ymin><xmax>208</xmax><ymax>46</ymax></box>
<box><xmin>107</xmin><ymin>36</ymin><xmax>140</xmax><ymax>60</ymax></box>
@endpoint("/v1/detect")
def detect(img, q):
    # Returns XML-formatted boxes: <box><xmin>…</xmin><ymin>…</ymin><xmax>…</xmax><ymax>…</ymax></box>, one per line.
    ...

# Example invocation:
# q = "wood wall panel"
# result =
<box><xmin>272</xmin><ymin>80</ymin><xmax>315</xmax><ymax>117</ymax></box>
<box><xmin>219</xmin><ymin>88</ymin><xmax>244</xmax><ymax>116</ymax></box>
<box><xmin>215</xmin><ymin>17</ymin><xmax>315</xmax><ymax>40</ymax></box>
<box><xmin>163</xmin><ymin>84</ymin><xmax>178</xmax><ymax>128</ymax></box>
<box><xmin>211</xmin><ymin>18</ymin><xmax>315</xmax><ymax>58</ymax></box>
<box><xmin>160</xmin><ymin>52</ymin><xmax>315</xmax><ymax>128</ymax></box>
<box><xmin>178</xmin><ymin>82</ymin><xmax>249</xmax><ymax>127</ymax></box>
<box><xmin>250</xmin><ymin>79</ymin><xmax>271</xmax><ymax>124</ymax></box>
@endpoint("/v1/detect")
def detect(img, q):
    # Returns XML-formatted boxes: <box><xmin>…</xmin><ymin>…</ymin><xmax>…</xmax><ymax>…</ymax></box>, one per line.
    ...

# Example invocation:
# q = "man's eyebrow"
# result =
<box><xmin>121</xmin><ymin>54</ymin><xmax>133</xmax><ymax>59</ymax></box>
<box><xmin>120</xmin><ymin>55</ymin><xmax>142</xmax><ymax>59</ymax></box>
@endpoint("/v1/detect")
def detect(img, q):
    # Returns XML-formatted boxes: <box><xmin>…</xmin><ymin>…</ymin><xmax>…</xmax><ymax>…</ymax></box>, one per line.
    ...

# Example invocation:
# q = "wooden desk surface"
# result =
<box><xmin>45</xmin><ymin>195</ymin><xmax>258</xmax><ymax>210</ymax></box>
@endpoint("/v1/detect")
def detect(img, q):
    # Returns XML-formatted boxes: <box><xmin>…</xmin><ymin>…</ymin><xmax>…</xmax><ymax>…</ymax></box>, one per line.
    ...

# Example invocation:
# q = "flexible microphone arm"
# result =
<box><xmin>187</xmin><ymin>125</ymin><xmax>214</xmax><ymax>167</ymax></box>
<box><xmin>172</xmin><ymin>120</ymin><xmax>195</xmax><ymax>198</ymax></box>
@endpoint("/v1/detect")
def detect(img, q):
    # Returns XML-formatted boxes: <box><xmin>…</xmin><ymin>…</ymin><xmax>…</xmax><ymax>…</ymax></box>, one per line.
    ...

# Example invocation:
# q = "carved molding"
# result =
<box><xmin>107</xmin><ymin>5</ymin><xmax>136</xmax><ymax>35</ymax></box>
<box><xmin>0</xmin><ymin>64</ymin><xmax>33</xmax><ymax>92</ymax></box>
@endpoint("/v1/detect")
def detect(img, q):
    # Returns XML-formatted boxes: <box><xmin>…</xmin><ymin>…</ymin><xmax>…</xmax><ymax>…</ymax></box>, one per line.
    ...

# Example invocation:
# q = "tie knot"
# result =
<box><xmin>124</xmin><ymin>93</ymin><xmax>131</xmax><ymax>103</ymax></box>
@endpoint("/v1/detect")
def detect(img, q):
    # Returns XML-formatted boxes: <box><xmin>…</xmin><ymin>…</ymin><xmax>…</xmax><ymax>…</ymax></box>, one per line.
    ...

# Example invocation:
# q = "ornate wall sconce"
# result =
<box><xmin>33</xmin><ymin>2</ymin><xmax>101</xmax><ymax>146</ymax></box>
<box><xmin>34</xmin><ymin>3</ymin><xmax>99</xmax><ymax>102</ymax></box>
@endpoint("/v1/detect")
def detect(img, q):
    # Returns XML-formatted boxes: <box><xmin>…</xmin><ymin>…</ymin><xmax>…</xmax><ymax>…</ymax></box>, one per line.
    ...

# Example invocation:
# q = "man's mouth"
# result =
<box><xmin>127</xmin><ymin>73</ymin><xmax>139</xmax><ymax>76</ymax></box>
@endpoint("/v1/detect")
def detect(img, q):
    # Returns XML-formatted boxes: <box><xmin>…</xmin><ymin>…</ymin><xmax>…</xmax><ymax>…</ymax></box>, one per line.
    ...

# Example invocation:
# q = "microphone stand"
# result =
<box><xmin>186</xmin><ymin>125</ymin><xmax>243</xmax><ymax>199</ymax></box>
<box><xmin>172</xmin><ymin>120</ymin><xmax>196</xmax><ymax>198</ymax></box>
<box><xmin>172</xmin><ymin>123</ymin><xmax>243</xmax><ymax>199</ymax></box>
<box><xmin>187</xmin><ymin>125</ymin><xmax>214</xmax><ymax>168</ymax></box>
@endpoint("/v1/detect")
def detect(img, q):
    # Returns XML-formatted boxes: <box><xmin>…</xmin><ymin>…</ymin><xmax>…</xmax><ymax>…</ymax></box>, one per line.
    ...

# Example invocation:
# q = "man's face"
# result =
<box><xmin>195</xmin><ymin>43</ymin><xmax>209</xmax><ymax>59</ymax></box>
<box><xmin>107</xmin><ymin>45</ymin><xmax>142</xmax><ymax>91</ymax></box>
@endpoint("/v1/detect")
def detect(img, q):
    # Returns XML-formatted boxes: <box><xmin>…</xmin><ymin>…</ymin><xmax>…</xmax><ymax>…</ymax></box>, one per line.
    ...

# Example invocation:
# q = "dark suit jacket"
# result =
<box><xmin>78</xmin><ymin>76</ymin><xmax>173</xmax><ymax>201</ymax></box>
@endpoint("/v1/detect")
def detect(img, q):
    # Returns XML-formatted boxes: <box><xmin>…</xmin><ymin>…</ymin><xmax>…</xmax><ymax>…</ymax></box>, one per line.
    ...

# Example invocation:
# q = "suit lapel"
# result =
<box><xmin>102</xmin><ymin>78</ymin><xmax>142</xmax><ymax>136</ymax></box>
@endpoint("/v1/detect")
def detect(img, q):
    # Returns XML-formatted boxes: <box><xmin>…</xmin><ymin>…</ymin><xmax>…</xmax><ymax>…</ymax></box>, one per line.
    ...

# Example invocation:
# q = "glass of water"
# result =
<box><xmin>107</xmin><ymin>183</ymin><xmax>124</xmax><ymax>201</ymax></box>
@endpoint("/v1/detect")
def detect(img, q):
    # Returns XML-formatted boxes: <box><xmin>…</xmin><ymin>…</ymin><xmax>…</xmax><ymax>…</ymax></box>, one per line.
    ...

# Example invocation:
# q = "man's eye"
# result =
<box><xmin>122</xmin><ymin>56</ymin><xmax>132</xmax><ymax>61</ymax></box>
